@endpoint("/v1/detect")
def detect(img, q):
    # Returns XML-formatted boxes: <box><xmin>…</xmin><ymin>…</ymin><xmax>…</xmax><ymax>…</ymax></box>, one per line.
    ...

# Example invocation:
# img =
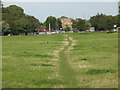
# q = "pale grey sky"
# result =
<box><xmin>2</xmin><ymin>0</ymin><xmax>120</xmax><ymax>2</ymax></box>
<box><xmin>3</xmin><ymin>2</ymin><xmax>118</xmax><ymax>23</ymax></box>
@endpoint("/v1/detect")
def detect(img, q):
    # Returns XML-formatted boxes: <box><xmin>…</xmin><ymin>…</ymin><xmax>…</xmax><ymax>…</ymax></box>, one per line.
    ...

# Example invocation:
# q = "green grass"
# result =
<box><xmin>2</xmin><ymin>34</ymin><xmax>65</xmax><ymax>88</ymax></box>
<box><xmin>2</xmin><ymin>32</ymin><xmax>118</xmax><ymax>88</ymax></box>
<box><xmin>86</xmin><ymin>69</ymin><xmax>116</xmax><ymax>75</ymax></box>
<box><xmin>68</xmin><ymin>32</ymin><xmax>118</xmax><ymax>88</ymax></box>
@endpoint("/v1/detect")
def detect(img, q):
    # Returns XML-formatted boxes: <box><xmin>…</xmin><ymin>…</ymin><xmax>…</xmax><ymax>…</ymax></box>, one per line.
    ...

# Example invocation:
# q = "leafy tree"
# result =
<box><xmin>113</xmin><ymin>15</ymin><xmax>120</xmax><ymax>27</ymax></box>
<box><xmin>2</xmin><ymin>5</ymin><xmax>25</xmax><ymax>34</ymax></box>
<box><xmin>2</xmin><ymin>5</ymin><xmax>24</xmax><ymax>20</ymax></box>
<box><xmin>15</xmin><ymin>15</ymin><xmax>40</xmax><ymax>35</ymax></box>
<box><xmin>26</xmin><ymin>15</ymin><xmax>40</xmax><ymax>32</ymax></box>
<box><xmin>2</xmin><ymin>5</ymin><xmax>40</xmax><ymax>35</ymax></box>
<box><xmin>104</xmin><ymin>16</ymin><xmax>114</xmax><ymax>30</ymax></box>
<box><xmin>64</xmin><ymin>25</ymin><xmax>71</xmax><ymax>31</ymax></box>
<box><xmin>89</xmin><ymin>13</ymin><xmax>104</xmax><ymax>30</ymax></box>
<box><xmin>89</xmin><ymin>13</ymin><xmax>118</xmax><ymax>31</ymax></box>
<box><xmin>0</xmin><ymin>1</ymin><xmax>2</xmax><ymax>19</ymax></box>
<box><xmin>56</xmin><ymin>19</ymin><xmax>62</xmax><ymax>30</ymax></box>
<box><xmin>85</xmin><ymin>20</ymin><xmax>91</xmax><ymax>30</ymax></box>
<box><xmin>2</xmin><ymin>21</ymin><xmax>11</xmax><ymax>35</ymax></box>
<box><xmin>15</xmin><ymin>17</ymin><xmax>31</xmax><ymax>35</ymax></box>
<box><xmin>40</xmin><ymin>23</ymin><xmax>46</xmax><ymax>28</ymax></box>
<box><xmin>72</xmin><ymin>18</ymin><xmax>86</xmax><ymax>31</ymax></box>
<box><xmin>45</xmin><ymin>16</ymin><xmax>57</xmax><ymax>30</ymax></box>
<box><xmin>118</xmin><ymin>15</ymin><xmax>120</xmax><ymax>27</ymax></box>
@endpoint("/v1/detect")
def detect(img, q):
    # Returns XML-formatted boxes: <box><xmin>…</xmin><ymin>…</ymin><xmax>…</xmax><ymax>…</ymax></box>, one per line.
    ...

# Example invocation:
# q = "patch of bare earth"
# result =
<box><xmin>67</xmin><ymin>37</ymin><xmax>92</xmax><ymax>71</ymax></box>
<box><xmin>67</xmin><ymin>37</ymin><xmax>77</xmax><ymax>52</ymax></box>
<box><xmin>50</xmin><ymin>35</ymin><xmax>69</xmax><ymax>61</ymax></box>
<box><xmin>2</xmin><ymin>56</ymin><xmax>11</xmax><ymax>59</ymax></box>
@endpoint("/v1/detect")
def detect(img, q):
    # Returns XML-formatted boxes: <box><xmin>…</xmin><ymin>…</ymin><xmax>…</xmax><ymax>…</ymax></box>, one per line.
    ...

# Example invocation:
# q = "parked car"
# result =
<box><xmin>39</xmin><ymin>32</ymin><xmax>45</xmax><ymax>34</ymax></box>
<box><xmin>82</xmin><ymin>31</ymin><xmax>86</xmax><ymax>32</ymax></box>
<box><xmin>73</xmin><ymin>30</ymin><xmax>79</xmax><ymax>33</ymax></box>
<box><xmin>36</xmin><ymin>32</ymin><xmax>39</xmax><ymax>34</ymax></box>
<box><xmin>51</xmin><ymin>31</ymin><xmax>56</xmax><ymax>34</ymax></box>
<box><xmin>65</xmin><ymin>31</ymin><xmax>69</xmax><ymax>33</ymax></box>
<box><xmin>69</xmin><ymin>31</ymin><xmax>73</xmax><ymax>33</ymax></box>
<box><xmin>59</xmin><ymin>31</ymin><xmax>65</xmax><ymax>33</ymax></box>
<box><xmin>46</xmin><ymin>31</ymin><xmax>50</xmax><ymax>34</ymax></box>
<box><xmin>111</xmin><ymin>29</ymin><xmax>117</xmax><ymax>31</ymax></box>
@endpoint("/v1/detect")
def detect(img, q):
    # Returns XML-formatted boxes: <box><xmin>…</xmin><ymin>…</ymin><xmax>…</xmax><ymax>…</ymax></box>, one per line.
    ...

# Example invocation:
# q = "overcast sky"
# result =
<box><xmin>3</xmin><ymin>2</ymin><xmax>119</xmax><ymax>22</ymax></box>
<box><xmin>2</xmin><ymin>0</ymin><xmax>120</xmax><ymax>2</ymax></box>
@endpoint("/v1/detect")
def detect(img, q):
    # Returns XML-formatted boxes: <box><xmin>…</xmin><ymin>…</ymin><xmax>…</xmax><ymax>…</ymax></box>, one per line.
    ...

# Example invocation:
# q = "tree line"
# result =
<box><xmin>2</xmin><ymin>5</ymin><xmax>40</xmax><ymax>35</ymax></box>
<box><xmin>1</xmin><ymin>4</ymin><xmax>119</xmax><ymax>35</ymax></box>
<box><xmin>89</xmin><ymin>13</ymin><xmax>119</xmax><ymax>31</ymax></box>
<box><xmin>40</xmin><ymin>14</ymin><xmax>119</xmax><ymax>31</ymax></box>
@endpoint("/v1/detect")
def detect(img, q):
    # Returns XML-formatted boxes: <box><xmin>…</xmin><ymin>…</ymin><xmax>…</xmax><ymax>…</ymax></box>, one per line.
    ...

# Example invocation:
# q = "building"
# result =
<box><xmin>59</xmin><ymin>16</ymin><xmax>73</xmax><ymax>30</ymax></box>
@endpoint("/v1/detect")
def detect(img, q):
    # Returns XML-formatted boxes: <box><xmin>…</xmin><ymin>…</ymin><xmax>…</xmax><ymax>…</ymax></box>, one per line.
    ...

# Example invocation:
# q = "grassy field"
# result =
<box><xmin>2</xmin><ymin>32</ymin><xmax>118</xmax><ymax>88</ymax></box>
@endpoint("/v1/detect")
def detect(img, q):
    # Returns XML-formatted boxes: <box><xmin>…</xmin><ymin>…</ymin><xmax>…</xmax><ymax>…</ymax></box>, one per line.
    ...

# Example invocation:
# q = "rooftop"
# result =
<box><xmin>60</xmin><ymin>16</ymin><xmax>68</xmax><ymax>18</ymax></box>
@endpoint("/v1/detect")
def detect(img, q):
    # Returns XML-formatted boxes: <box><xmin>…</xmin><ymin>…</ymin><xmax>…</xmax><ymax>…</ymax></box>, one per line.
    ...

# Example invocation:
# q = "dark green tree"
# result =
<box><xmin>2</xmin><ymin>21</ymin><xmax>11</xmax><ymax>35</ymax></box>
<box><xmin>15</xmin><ymin>15</ymin><xmax>40</xmax><ymax>35</ymax></box>
<box><xmin>118</xmin><ymin>15</ymin><xmax>120</xmax><ymax>27</ymax></box>
<box><xmin>72</xmin><ymin>18</ymin><xmax>86</xmax><ymax>31</ymax></box>
<box><xmin>64</xmin><ymin>25</ymin><xmax>71</xmax><ymax>31</ymax></box>
<box><xmin>56</xmin><ymin>19</ymin><xmax>62</xmax><ymax>30</ymax></box>
<box><xmin>104</xmin><ymin>16</ymin><xmax>114</xmax><ymax>30</ymax></box>
<box><xmin>85</xmin><ymin>20</ymin><xmax>91</xmax><ymax>30</ymax></box>
<box><xmin>89</xmin><ymin>13</ymin><xmax>118</xmax><ymax>31</ymax></box>
<box><xmin>113</xmin><ymin>15</ymin><xmax>120</xmax><ymax>27</ymax></box>
<box><xmin>2</xmin><ymin>5</ymin><xmax>25</xmax><ymax>34</ymax></box>
<box><xmin>45</xmin><ymin>16</ymin><xmax>57</xmax><ymax>30</ymax></box>
<box><xmin>0</xmin><ymin>1</ymin><xmax>2</xmax><ymax>21</ymax></box>
<box><xmin>89</xmin><ymin>13</ymin><xmax>105</xmax><ymax>31</ymax></box>
<box><xmin>40</xmin><ymin>22</ymin><xmax>46</xmax><ymax>28</ymax></box>
<box><xmin>2</xmin><ymin>5</ymin><xmax>40</xmax><ymax>35</ymax></box>
<box><xmin>2</xmin><ymin>5</ymin><xmax>24</xmax><ymax>20</ymax></box>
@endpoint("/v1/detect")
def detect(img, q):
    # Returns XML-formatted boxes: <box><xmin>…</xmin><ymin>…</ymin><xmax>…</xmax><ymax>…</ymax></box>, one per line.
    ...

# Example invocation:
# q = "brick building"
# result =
<box><xmin>59</xmin><ymin>16</ymin><xmax>73</xmax><ymax>30</ymax></box>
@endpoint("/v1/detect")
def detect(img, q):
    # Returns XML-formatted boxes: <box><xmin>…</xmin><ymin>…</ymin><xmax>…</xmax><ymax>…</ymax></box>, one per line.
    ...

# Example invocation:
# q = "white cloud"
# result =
<box><xmin>2</xmin><ymin>0</ymin><xmax>120</xmax><ymax>2</ymax></box>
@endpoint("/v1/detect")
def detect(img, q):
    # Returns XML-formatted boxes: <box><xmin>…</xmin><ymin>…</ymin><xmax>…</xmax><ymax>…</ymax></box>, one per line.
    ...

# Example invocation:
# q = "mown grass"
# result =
<box><xmin>68</xmin><ymin>32</ymin><xmax>118</xmax><ymax>88</ymax></box>
<box><xmin>2</xmin><ymin>32</ymin><xmax>118</xmax><ymax>88</ymax></box>
<box><xmin>86</xmin><ymin>69</ymin><xmax>116</xmax><ymax>75</ymax></box>
<box><xmin>2</xmin><ymin>34</ymin><xmax>65</xmax><ymax>88</ymax></box>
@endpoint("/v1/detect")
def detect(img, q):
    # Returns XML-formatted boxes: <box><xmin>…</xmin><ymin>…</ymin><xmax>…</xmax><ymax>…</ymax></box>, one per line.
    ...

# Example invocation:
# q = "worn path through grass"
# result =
<box><xmin>58</xmin><ymin>35</ymin><xmax>77</xmax><ymax>88</ymax></box>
